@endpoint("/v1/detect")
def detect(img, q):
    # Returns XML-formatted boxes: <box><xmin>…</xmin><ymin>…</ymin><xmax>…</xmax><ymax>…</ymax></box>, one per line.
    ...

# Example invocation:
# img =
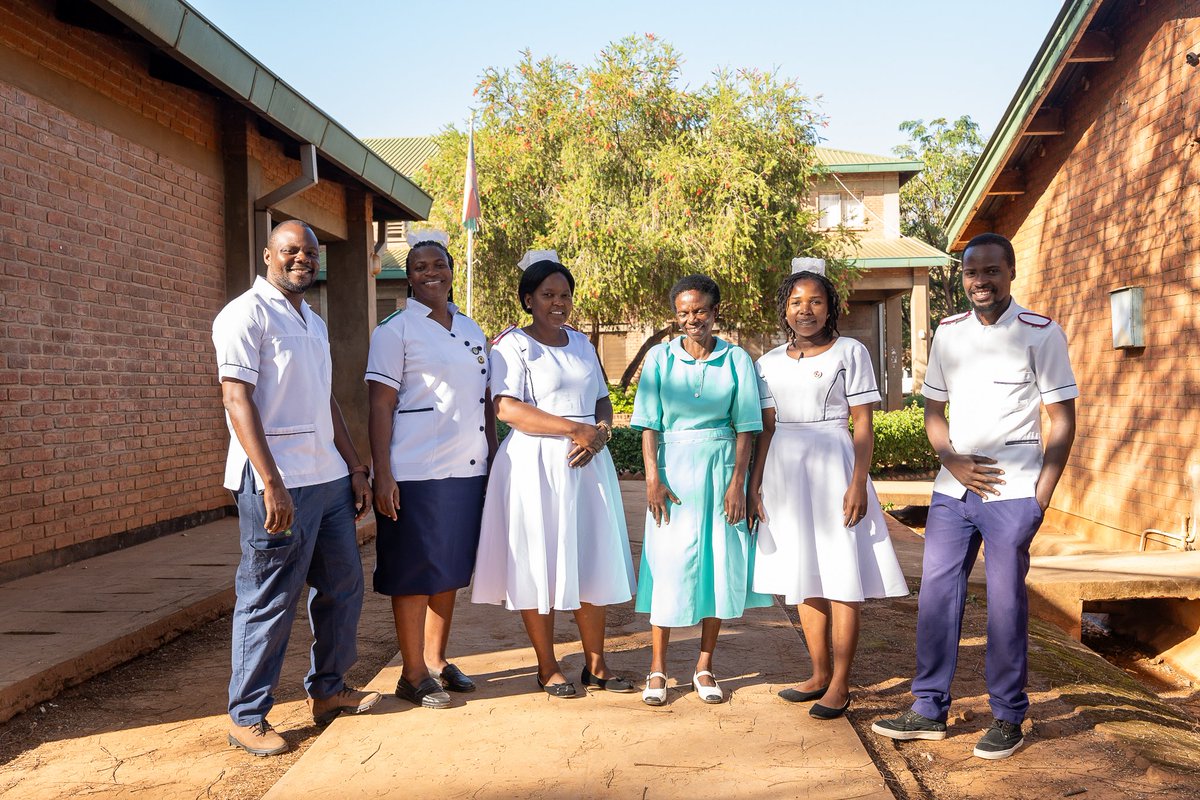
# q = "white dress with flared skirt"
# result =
<box><xmin>471</xmin><ymin>327</ymin><xmax>636</xmax><ymax>614</ymax></box>
<box><xmin>751</xmin><ymin>337</ymin><xmax>908</xmax><ymax>604</ymax></box>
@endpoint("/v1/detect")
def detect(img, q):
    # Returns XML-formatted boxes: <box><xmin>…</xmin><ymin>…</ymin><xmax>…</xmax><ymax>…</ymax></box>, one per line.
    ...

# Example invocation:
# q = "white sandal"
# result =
<box><xmin>693</xmin><ymin>670</ymin><xmax>724</xmax><ymax>704</ymax></box>
<box><xmin>642</xmin><ymin>672</ymin><xmax>668</xmax><ymax>706</ymax></box>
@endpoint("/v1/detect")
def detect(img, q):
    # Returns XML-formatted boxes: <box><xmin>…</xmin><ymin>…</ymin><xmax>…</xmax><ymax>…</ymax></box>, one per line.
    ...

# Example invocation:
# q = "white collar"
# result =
<box><xmin>669</xmin><ymin>335</ymin><xmax>729</xmax><ymax>364</ymax></box>
<box><xmin>404</xmin><ymin>297</ymin><xmax>459</xmax><ymax>318</ymax></box>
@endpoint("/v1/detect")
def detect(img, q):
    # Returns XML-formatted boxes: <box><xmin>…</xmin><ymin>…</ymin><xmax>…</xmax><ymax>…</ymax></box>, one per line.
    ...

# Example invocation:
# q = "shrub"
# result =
<box><xmin>608</xmin><ymin>382</ymin><xmax>637</xmax><ymax>414</ymax></box>
<box><xmin>607</xmin><ymin>426</ymin><xmax>644</xmax><ymax>474</ymax></box>
<box><xmin>871</xmin><ymin>402</ymin><xmax>937</xmax><ymax>473</ymax></box>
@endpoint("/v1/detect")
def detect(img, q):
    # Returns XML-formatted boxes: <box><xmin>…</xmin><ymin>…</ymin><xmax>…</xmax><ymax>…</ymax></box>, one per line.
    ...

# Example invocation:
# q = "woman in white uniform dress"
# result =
<box><xmin>366</xmin><ymin>231</ymin><xmax>496</xmax><ymax>709</ymax></box>
<box><xmin>749</xmin><ymin>263</ymin><xmax>908</xmax><ymax>720</ymax></box>
<box><xmin>472</xmin><ymin>253</ymin><xmax>636</xmax><ymax>698</ymax></box>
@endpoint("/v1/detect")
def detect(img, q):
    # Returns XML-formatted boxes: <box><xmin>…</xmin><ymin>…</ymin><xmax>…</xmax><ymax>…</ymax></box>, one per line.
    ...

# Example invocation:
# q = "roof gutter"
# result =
<box><xmin>944</xmin><ymin>0</ymin><xmax>1100</xmax><ymax>247</ymax></box>
<box><xmin>87</xmin><ymin>0</ymin><xmax>432</xmax><ymax>220</ymax></box>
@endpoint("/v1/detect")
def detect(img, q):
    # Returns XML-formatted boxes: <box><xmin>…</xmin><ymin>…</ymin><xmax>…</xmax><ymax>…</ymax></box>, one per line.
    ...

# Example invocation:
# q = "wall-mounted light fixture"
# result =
<box><xmin>1109</xmin><ymin>286</ymin><xmax>1144</xmax><ymax>348</ymax></box>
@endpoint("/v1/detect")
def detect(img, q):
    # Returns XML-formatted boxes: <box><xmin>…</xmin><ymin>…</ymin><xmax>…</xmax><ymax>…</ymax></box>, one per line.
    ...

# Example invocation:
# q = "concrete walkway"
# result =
<box><xmin>264</xmin><ymin>481</ymin><xmax>891</xmax><ymax>800</ymax></box>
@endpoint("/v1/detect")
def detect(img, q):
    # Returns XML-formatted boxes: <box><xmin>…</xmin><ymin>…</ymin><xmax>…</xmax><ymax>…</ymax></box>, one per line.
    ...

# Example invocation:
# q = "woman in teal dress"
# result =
<box><xmin>631</xmin><ymin>274</ymin><xmax>771</xmax><ymax>706</ymax></box>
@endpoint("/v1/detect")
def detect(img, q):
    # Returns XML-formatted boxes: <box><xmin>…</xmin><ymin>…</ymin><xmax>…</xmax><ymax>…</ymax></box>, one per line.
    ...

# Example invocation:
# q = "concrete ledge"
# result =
<box><xmin>0</xmin><ymin>516</ymin><xmax>376</xmax><ymax>724</ymax></box>
<box><xmin>1027</xmin><ymin>550</ymin><xmax>1200</xmax><ymax>641</ymax></box>
<box><xmin>874</xmin><ymin>479</ymin><xmax>933</xmax><ymax>508</ymax></box>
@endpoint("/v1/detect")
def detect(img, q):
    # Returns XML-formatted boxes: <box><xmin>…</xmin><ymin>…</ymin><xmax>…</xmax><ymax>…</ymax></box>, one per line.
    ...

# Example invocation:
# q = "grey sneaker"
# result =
<box><xmin>871</xmin><ymin>709</ymin><xmax>948</xmax><ymax>741</ymax></box>
<box><xmin>973</xmin><ymin>719</ymin><xmax>1024</xmax><ymax>759</ymax></box>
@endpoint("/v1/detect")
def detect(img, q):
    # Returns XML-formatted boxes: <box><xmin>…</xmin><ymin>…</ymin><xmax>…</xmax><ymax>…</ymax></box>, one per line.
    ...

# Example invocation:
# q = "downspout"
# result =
<box><xmin>254</xmin><ymin>143</ymin><xmax>319</xmax><ymax>257</ymax></box>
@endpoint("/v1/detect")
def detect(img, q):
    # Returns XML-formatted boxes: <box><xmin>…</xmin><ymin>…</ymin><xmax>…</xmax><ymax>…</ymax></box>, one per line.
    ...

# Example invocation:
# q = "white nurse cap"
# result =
<box><xmin>406</xmin><ymin>229</ymin><xmax>451</xmax><ymax>249</ymax></box>
<box><xmin>517</xmin><ymin>249</ymin><xmax>560</xmax><ymax>271</ymax></box>
<box><xmin>791</xmin><ymin>257</ymin><xmax>826</xmax><ymax>276</ymax></box>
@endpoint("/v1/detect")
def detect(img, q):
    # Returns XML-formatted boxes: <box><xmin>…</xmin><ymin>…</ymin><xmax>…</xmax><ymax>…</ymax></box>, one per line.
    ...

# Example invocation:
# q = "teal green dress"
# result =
<box><xmin>631</xmin><ymin>336</ymin><xmax>772</xmax><ymax>627</ymax></box>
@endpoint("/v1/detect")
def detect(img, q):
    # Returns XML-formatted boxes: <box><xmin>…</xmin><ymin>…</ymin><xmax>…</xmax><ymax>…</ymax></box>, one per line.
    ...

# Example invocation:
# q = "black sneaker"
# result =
<box><xmin>973</xmin><ymin>719</ymin><xmax>1024</xmax><ymax>759</ymax></box>
<box><xmin>871</xmin><ymin>709</ymin><xmax>948</xmax><ymax>741</ymax></box>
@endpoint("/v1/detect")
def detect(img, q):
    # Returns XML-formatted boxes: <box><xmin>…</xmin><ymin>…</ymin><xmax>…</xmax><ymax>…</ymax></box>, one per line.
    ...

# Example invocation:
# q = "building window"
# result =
<box><xmin>843</xmin><ymin>196</ymin><xmax>865</xmax><ymax>228</ymax></box>
<box><xmin>818</xmin><ymin>194</ymin><xmax>841</xmax><ymax>229</ymax></box>
<box><xmin>818</xmin><ymin>193</ymin><xmax>866</xmax><ymax>229</ymax></box>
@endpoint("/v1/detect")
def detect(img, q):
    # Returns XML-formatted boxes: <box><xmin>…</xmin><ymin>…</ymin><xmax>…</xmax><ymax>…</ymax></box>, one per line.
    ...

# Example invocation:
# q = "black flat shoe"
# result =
<box><xmin>581</xmin><ymin>668</ymin><xmax>636</xmax><ymax>693</ymax></box>
<box><xmin>432</xmin><ymin>663</ymin><xmax>476</xmax><ymax>693</ymax></box>
<box><xmin>778</xmin><ymin>686</ymin><xmax>829</xmax><ymax>703</ymax></box>
<box><xmin>536</xmin><ymin>677</ymin><xmax>578</xmax><ymax>698</ymax></box>
<box><xmin>396</xmin><ymin>676</ymin><xmax>452</xmax><ymax>709</ymax></box>
<box><xmin>810</xmin><ymin>698</ymin><xmax>851</xmax><ymax>719</ymax></box>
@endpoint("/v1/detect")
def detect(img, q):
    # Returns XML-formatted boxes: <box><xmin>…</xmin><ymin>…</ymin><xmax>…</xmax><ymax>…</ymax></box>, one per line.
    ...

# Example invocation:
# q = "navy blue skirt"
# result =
<box><xmin>373</xmin><ymin>475</ymin><xmax>486</xmax><ymax>596</ymax></box>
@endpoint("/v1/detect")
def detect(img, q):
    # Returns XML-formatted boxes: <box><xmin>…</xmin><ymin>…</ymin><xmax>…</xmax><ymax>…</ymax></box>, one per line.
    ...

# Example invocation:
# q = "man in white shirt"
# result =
<box><xmin>872</xmin><ymin>233</ymin><xmax>1077</xmax><ymax>760</ymax></box>
<box><xmin>212</xmin><ymin>219</ymin><xmax>380</xmax><ymax>756</ymax></box>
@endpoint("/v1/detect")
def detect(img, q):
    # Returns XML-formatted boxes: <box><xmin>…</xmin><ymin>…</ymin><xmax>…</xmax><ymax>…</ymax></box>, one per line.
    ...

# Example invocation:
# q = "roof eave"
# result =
<box><xmin>848</xmin><ymin>256</ymin><xmax>952</xmax><ymax>268</ymax></box>
<box><xmin>88</xmin><ymin>0</ymin><xmax>432</xmax><ymax>221</ymax></box>
<box><xmin>944</xmin><ymin>0</ymin><xmax>1100</xmax><ymax>248</ymax></box>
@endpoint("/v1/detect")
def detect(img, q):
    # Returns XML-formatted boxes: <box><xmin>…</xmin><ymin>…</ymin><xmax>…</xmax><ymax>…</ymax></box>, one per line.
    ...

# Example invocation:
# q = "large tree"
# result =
<box><xmin>892</xmin><ymin>115</ymin><xmax>984</xmax><ymax>324</ymax></box>
<box><xmin>415</xmin><ymin>36</ymin><xmax>857</xmax><ymax>384</ymax></box>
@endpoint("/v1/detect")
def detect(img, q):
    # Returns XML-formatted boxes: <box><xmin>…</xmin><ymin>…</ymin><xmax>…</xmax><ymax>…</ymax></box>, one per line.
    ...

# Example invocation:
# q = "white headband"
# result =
<box><xmin>517</xmin><ymin>249</ymin><xmax>559</xmax><ymax>271</ymax></box>
<box><xmin>407</xmin><ymin>229</ymin><xmax>450</xmax><ymax>249</ymax></box>
<box><xmin>791</xmin><ymin>257</ymin><xmax>826</xmax><ymax>276</ymax></box>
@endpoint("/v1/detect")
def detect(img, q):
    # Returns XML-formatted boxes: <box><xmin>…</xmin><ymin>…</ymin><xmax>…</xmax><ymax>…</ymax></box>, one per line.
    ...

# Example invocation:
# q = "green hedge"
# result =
<box><xmin>495</xmin><ymin>401</ymin><xmax>937</xmax><ymax>476</ymax></box>
<box><xmin>870</xmin><ymin>402</ymin><xmax>938</xmax><ymax>473</ymax></box>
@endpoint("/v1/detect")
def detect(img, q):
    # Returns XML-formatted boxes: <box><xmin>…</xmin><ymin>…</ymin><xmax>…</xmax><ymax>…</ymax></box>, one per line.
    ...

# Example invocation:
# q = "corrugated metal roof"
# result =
<box><xmin>89</xmin><ymin>0</ymin><xmax>431</xmax><ymax>220</ymax></box>
<box><xmin>815</xmin><ymin>147</ymin><xmax>922</xmax><ymax>173</ymax></box>
<box><xmin>363</xmin><ymin>137</ymin><xmax>442</xmax><ymax>178</ymax></box>
<box><xmin>845</xmin><ymin>237</ymin><xmax>952</xmax><ymax>267</ymax></box>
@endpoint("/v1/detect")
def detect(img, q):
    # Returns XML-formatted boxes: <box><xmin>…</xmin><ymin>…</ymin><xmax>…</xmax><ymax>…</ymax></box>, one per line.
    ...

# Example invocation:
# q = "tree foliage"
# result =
<box><xmin>415</xmin><ymin>36</ymin><xmax>857</xmax><ymax>379</ymax></box>
<box><xmin>892</xmin><ymin>115</ymin><xmax>983</xmax><ymax>323</ymax></box>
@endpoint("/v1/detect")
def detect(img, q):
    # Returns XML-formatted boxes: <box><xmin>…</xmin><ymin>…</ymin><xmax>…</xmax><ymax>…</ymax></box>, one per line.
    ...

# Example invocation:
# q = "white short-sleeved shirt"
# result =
<box><xmin>922</xmin><ymin>300</ymin><xmax>1078</xmax><ymax>501</ymax></box>
<box><xmin>756</xmin><ymin>337</ymin><xmax>881</xmax><ymax>420</ymax></box>
<box><xmin>365</xmin><ymin>299</ymin><xmax>489</xmax><ymax>481</ymax></box>
<box><xmin>489</xmin><ymin>327</ymin><xmax>607</xmax><ymax>421</ymax></box>
<box><xmin>212</xmin><ymin>276</ymin><xmax>347</xmax><ymax>491</ymax></box>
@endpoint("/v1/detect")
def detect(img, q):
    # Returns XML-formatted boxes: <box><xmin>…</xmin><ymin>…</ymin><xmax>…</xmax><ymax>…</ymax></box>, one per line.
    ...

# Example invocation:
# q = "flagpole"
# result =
<box><xmin>466</xmin><ymin>225</ymin><xmax>474</xmax><ymax>316</ymax></box>
<box><xmin>462</xmin><ymin>113</ymin><xmax>480</xmax><ymax>317</ymax></box>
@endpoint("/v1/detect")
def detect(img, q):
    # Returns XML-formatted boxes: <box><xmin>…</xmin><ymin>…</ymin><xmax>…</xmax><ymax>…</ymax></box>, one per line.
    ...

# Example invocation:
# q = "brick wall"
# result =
<box><xmin>0</xmin><ymin>80</ymin><xmax>229</xmax><ymax>565</ymax></box>
<box><xmin>996</xmin><ymin>1</ymin><xmax>1200</xmax><ymax>541</ymax></box>
<box><xmin>0</xmin><ymin>0</ymin><xmax>228</xmax><ymax>568</ymax></box>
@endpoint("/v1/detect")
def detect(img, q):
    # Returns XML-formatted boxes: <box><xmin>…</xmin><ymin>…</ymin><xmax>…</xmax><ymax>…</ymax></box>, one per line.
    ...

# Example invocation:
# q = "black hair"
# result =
<box><xmin>776</xmin><ymin>270</ymin><xmax>840</xmax><ymax>342</ymax></box>
<box><xmin>668</xmin><ymin>274</ymin><xmax>721</xmax><ymax>310</ymax></box>
<box><xmin>405</xmin><ymin>241</ymin><xmax>454</xmax><ymax>299</ymax></box>
<box><xmin>405</xmin><ymin>240</ymin><xmax>455</xmax><ymax>272</ymax></box>
<box><xmin>962</xmin><ymin>232</ymin><xmax>1015</xmax><ymax>269</ymax></box>
<box><xmin>518</xmin><ymin>260</ymin><xmax>575</xmax><ymax>313</ymax></box>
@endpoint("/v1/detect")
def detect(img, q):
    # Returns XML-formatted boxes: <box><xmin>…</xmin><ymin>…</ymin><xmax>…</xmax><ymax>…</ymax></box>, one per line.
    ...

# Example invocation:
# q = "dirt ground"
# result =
<box><xmin>3</xmin><ymin>534</ymin><xmax>1200</xmax><ymax>799</ymax></box>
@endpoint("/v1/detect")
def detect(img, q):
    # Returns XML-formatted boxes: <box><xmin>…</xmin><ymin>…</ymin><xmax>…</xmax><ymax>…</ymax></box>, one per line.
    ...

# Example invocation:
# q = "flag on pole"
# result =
<box><xmin>462</xmin><ymin>116</ymin><xmax>480</xmax><ymax>315</ymax></box>
<box><xmin>461</xmin><ymin>118</ymin><xmax>481</xmax><ymax>232</ymax></box>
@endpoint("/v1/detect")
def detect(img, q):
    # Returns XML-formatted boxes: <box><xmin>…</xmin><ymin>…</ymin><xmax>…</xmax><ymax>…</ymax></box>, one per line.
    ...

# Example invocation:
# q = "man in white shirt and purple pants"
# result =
<box><xmin>212</xmin><ymin>220</ymin><xmax>381</xmax><ymax>756</ymax></box>
<box><xmin>872</xmin><ymin>232</ymin><xmax>1078</xmax><ymax>760</ymax></box>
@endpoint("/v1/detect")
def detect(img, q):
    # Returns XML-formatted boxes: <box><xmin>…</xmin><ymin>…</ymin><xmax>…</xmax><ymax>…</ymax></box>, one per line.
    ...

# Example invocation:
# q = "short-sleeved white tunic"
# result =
<box><xmin>922</xmin><ymin>301</ymin><xmax>1078</xmax><ymax>502</ymax></box>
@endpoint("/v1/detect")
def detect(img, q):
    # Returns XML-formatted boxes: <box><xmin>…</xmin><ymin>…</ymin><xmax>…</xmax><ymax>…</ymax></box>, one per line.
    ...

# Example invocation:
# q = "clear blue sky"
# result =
<box><xmin>188</xmin><ymin>0</ymin><xmax>1064</xmax><ymax>156</ymax></box>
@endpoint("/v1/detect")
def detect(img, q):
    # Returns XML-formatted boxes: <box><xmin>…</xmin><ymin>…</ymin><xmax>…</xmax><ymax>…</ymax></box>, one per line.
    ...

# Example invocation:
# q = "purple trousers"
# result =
<box><xmin>911</xmin><ymin>491</ymin><xmax>1044</xmax><ymax>725</ymax></box>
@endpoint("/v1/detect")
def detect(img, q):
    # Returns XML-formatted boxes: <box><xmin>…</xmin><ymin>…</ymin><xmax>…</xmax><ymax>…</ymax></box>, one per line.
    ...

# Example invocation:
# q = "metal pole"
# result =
<box><xmin>466</xmin><ymin>226</ymin><xmax>474</xmax><ymax>316</ymax></box>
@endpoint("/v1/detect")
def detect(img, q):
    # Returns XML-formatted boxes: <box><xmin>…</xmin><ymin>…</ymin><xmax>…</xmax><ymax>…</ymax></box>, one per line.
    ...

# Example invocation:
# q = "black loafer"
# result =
<box><xmin>581</xmin><ymin>668</ymin><xmax>636</xmax><ymax>693</ymax></box>
<box><xmin>396</xmin><ymin>676</ymin><xmax>452</xmax><ymax>709</ymax></box>
<box><xmin>778</xmin><ymin>686</ymin><xmax>829</xmax><ymax>703</ymax></box>
<box><xmin>810</xmin><ymin>698</ymin><xmax>851</xmax><ymax>719</ymax></box>
<box><xmin>432</xmin><ymin>663</ymin><xmax>476</xmax><ymax>693</ymax></box>
<box><xmin>536</xmin><ymin>677</ymin><xmax>578</xmax><ymax>698</ymax></box>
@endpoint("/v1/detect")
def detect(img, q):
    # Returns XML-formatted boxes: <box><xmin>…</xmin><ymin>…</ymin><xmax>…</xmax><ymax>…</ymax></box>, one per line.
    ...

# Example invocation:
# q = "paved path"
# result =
<box><xmin>265</xmin><ymin>483</ymin><xmax>892</xmax><ymax>799</ymax></box>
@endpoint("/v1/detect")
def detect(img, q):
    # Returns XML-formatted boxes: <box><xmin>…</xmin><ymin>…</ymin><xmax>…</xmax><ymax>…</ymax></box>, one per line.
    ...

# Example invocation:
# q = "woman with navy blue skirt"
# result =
<box><xmin>366</xmin><ymin>230</ymin><xmax>497</xmax><ymax>709</ymax></box>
